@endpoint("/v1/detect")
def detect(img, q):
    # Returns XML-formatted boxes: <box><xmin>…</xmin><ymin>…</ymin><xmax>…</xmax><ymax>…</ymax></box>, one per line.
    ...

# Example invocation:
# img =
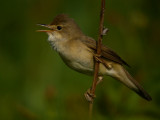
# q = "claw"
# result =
<box><xmin>84</xmin><ymin>88</ymin><xmax>96</xmax><ymax>102</ymax></box>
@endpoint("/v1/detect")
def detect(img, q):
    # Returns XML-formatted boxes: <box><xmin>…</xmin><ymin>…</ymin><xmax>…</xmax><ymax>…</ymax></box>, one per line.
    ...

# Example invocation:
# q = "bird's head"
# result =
<box><xmin>37</xmin><ymin>14</ymin><xmax>83</xmax><ymax>42</ymax></box>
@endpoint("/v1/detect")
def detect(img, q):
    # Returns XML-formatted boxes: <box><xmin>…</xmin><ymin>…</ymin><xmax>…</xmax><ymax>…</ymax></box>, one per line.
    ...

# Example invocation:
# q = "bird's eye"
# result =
<box><xmin>57</xmin><ymin>26</ymin><xmax>62</xmax><ymax>30</ymax></box>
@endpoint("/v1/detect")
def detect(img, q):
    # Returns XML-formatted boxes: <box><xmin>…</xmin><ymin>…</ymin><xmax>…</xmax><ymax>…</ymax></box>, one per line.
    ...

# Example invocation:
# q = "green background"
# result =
<box><xmin>0</xmin><ymin>0</ymin><xmax>160</xmax><ymax>119</ymax></box>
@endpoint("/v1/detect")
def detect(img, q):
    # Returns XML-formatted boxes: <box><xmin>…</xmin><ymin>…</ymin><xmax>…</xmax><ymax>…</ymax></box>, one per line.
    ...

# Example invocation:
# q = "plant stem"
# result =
<box><xmin>89</xmin><ymin>0</ymin><xmax>106</xmax><ymax>119</ymax></box>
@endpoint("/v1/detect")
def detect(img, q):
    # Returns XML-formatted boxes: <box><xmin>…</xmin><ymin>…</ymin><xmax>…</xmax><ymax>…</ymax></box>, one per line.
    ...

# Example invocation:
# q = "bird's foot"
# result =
<box><xmin>84</xmin><ymin>76</ymin><xmax>103</xmax><ymax>102</ymax></box>
<box><xmin>93</xmin><ymin>54</ymin><xmax>102</xmax><ymax>63</ymax></box>
<box><xmin>84</xmin><ymin>88</ymin><xmax>96</xmax><ymax>102</ymax></box>
<box><xmin>93</xmin><ymin>53</ymin><xmax>112</xmax><ymax>70</ymax></box>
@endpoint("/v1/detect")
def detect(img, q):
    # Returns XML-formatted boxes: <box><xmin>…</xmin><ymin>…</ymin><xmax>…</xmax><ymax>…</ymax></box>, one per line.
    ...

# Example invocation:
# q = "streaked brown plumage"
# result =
<box><xmin>37</xmin><ymin>14</ymin><xmax>152</xmax><ymax>101</ymax></box>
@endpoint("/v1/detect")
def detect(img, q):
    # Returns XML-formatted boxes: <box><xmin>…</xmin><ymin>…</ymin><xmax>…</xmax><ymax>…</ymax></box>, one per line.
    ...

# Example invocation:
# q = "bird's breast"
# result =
<box><xmin>57</xmin><ymin>40</ymin><xmax>94</xmax><ymax>74</ymax></box>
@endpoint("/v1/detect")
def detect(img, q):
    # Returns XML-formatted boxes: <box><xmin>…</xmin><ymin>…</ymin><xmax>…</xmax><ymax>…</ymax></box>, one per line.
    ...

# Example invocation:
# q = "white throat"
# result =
<box><xmin>47</xmin><ymin>33</ymin><xmax>67</xmax><ymax>53</ymax></box>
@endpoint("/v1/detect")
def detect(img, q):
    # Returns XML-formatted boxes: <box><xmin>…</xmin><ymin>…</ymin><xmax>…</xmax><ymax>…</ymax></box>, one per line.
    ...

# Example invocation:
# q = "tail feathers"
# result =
<box><xmin>122</xmin><ymin>68</ymin><xmax>152</xmax><ymax>101</ymax></box>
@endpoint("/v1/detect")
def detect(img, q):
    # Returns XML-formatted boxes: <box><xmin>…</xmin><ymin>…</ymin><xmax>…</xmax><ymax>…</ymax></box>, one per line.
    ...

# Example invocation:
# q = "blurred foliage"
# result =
<box><xmin>0</xmin><ymin>0</ymin><xmax>160</xmax><ymax>120</ymax></box>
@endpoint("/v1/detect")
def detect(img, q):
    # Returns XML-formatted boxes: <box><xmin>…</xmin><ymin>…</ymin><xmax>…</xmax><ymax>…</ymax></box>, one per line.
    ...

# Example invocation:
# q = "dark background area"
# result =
<box><xmin>0</xmin><ymin>0</ymin><xmax>160</xmax><ymax>119</ymax></box>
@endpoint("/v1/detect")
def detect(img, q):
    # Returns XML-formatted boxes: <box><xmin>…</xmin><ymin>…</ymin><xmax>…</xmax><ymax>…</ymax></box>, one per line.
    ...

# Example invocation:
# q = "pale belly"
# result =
<box><xmin>51</xmin><ymin>39</ymin><xmax>107</xmax><ymax>75</ymax></box>
<box><xmin>59</xmin><ymin>49</ymin><xmax>94</xmax><ymax>75</ymax></box>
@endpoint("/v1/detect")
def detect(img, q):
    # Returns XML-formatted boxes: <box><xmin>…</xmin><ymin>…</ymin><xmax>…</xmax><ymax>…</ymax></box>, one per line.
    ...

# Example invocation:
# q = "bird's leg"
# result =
<box><xmin>93</xmin><ymin>53</ymin><xmax>112</xmax><ymax>70</ymax></box>
<box><xmin>84</xmin><ymin>76</ymin><xmax>103</xmax><ymax>102</ymax></box>
<box><xmin>96</xmin><ymin>76</ymin><xmax>103</xmax><ymax>85</ymax></box>
<box><xmin>93</xmin><ymin>53</ymin><xmax>102</xmax><ymax>63</ymax></box>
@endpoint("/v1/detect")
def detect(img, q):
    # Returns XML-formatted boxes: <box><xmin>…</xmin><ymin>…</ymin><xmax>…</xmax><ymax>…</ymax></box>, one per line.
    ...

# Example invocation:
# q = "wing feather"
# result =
<box><xmin>81</xmin><ymin>36</ymin><xmax>130</xmax><ymax>67</ymax></box>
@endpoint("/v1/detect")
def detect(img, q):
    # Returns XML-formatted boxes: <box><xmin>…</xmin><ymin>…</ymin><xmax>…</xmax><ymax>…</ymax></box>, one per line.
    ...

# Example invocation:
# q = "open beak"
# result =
<box><xmin>37</xmin><ymin>24</ymin><xmax>53</xmax><ymax>32</ymax></box>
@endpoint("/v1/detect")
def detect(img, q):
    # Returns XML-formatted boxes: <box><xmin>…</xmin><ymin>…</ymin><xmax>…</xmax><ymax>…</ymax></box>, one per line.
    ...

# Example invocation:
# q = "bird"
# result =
<box><xmin>37</xmin><ymin>14</ymin><xmax>152</xmax><ymax>101</ymax></box>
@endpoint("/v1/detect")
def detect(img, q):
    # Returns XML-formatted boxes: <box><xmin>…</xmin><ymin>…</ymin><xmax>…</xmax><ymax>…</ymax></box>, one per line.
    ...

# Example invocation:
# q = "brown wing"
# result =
<box><xmin>81</xmin><ymin>36</ymin><xmax>130</xmax><ymax>67</ymax></box>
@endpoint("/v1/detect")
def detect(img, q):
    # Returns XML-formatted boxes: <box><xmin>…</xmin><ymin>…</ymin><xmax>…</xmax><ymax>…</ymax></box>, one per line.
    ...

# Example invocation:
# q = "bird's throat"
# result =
<box><xmin>47</xmin><ymin>33</ymin><xmax>68</xmax><ymax>53</ymax></box>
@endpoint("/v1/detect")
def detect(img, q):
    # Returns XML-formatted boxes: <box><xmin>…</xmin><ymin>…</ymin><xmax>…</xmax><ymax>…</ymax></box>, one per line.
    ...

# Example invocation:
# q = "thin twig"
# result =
<box><xmin>89</xmin><ymin>0</ymin><xmax>106</xmax><ymax>119</ymax></box>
